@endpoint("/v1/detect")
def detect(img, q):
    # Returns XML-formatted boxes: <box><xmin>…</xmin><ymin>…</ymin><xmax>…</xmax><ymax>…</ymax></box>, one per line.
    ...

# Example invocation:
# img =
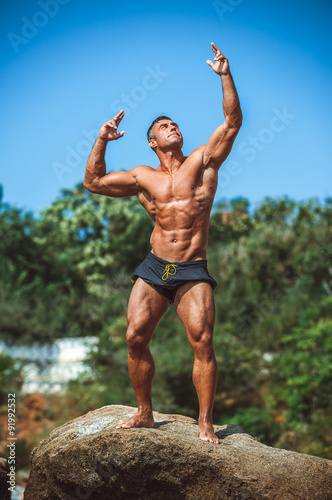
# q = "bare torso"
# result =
<box><xmin>134</xmin><ymin>146</ymin><xmax>217</xmax><ymax>262</ymax></box>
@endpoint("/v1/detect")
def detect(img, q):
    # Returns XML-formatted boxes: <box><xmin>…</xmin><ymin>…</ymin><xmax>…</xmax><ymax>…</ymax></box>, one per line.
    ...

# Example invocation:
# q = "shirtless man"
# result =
<box><xmin>84</xmin><ymin>43</ymin><xmax>242</xmax><ymax>444</ymax></box>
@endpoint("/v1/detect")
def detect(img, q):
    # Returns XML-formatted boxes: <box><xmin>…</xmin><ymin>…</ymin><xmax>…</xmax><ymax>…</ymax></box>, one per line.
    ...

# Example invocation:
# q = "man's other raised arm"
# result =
<box><xmin>203</xmin><ymin>43</ymin><xmax>242</xmax><ymax>170</ymax></box>
<box><xmin>84</xmin><ymin>111</ymin><xmax>139</xmax><ymax>198</ymax></box>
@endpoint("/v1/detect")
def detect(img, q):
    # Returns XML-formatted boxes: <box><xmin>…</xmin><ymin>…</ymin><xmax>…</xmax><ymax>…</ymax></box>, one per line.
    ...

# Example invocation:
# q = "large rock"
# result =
<box><xmin>24</xmin><ymin>405</ymin><xmax>332</xmax><ymax>500</ymax></box>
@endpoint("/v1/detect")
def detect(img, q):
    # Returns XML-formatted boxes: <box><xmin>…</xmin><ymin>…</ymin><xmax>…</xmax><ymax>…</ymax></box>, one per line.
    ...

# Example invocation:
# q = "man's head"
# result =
<box><xmin>147</xmin><ymin>116</ymin><xmax>183</xmax><ymax>154</ymax></box>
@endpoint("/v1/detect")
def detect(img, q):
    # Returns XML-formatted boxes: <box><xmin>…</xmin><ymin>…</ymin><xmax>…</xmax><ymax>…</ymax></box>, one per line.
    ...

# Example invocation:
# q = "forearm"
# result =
<box><xmin>220</xmin><ymin>72</ymin><xmax>242</xmax><ymax>128</ymax></box>
<box><xmin>84</xmin><ymin>137</ymin><xmax>108</xmax><ymax>187</ymax></box>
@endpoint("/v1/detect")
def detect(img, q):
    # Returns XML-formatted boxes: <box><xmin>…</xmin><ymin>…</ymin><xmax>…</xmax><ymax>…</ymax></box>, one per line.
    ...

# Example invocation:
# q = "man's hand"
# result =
<box><xmin>206</xmin><ymin>42</ymin><xmax>230</xmax><ymax>75</ymax></box>
<box><xmin>99</xmin><ymin>110</ymin><xmax>125</xmax><ymax>141</ymax></box>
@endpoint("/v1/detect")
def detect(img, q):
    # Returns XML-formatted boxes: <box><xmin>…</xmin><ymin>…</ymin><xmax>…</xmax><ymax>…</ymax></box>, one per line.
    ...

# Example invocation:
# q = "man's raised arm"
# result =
<box><xmin>203</xmin><ymin>43</ymin><xmax>242</xmax><ymax>170</ymax></box>
<box><xmin>84</xmin><ymin>110</ymin><xmax>139</xmax><ymax>198</ymax></box>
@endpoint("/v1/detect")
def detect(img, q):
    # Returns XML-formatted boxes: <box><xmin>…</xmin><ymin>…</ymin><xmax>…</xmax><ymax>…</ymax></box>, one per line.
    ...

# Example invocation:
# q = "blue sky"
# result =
<box><xmin>1</xmin><ymin>0</ymin><xmax>331</xmax><ymax>215</ymax></box>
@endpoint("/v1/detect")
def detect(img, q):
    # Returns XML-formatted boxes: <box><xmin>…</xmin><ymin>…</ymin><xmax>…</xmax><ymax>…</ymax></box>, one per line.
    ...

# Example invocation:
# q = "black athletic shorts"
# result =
<box><xmin>131</xmin><ymin>252</ymin><xmax>217</xmax><ymax>303</ymax></box>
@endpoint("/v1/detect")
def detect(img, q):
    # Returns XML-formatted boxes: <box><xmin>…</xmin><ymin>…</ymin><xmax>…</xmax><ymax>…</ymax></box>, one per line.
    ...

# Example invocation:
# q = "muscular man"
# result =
<box><xmin>84</xmin><ymin>43</ymin><xmax>242</xmax><ymax>444</ymax></box>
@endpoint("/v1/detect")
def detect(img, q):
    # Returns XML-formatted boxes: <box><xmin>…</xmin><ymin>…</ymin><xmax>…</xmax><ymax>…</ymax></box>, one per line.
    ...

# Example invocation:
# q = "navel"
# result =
<box><xmin>172</xmin><ymin>239</ymin><xmax>177</xmax><ymax>243</ymax></box>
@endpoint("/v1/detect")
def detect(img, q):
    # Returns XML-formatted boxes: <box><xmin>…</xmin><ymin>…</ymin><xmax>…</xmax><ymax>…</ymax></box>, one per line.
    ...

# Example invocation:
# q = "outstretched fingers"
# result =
<box><xmin>99</xmin><ymin>111</ymin><xmax>126</xmax><ymax>141</ymax></box>
<box><xmin>105</xmin><ymin>110</ymin><xmax>125</xmax><ymax>128</ymax></box>
<box><xmin>210</xmin><ymin>42</ymin><xmax>225</xmax><ymax>60</ymax></box>
<box><xmin>211</xmin><ymin>42</ymin><xmax>221</xmax><ymax>54</ymax></box>
<box><xmin>113</xmin><ymin>109</ymin><xmax>125</xmax><ymax>122</ymax></box>
<box><xmin>207</xmin><ymin>42</ymin><xmax>229</xmax><ymax>75</ymax></box>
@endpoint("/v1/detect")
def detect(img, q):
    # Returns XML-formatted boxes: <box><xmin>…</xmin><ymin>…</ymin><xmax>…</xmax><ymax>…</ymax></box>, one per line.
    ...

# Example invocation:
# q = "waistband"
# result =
<box><xmin>148</xmin><ymin>251</ymin><xmax>207</xmax><ymax>266</ymax></box>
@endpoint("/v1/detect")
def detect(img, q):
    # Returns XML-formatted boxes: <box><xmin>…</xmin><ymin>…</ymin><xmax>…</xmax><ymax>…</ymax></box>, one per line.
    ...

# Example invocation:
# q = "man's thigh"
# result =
<box><xmin>127</xmin><ymin>278</ymin><xmax>170</xmax><ymax>337</ymax></box>
<box><xmin>174</xmin><ymin>281</ymin><xmax>215</xmax><ymax>343</ymax></box>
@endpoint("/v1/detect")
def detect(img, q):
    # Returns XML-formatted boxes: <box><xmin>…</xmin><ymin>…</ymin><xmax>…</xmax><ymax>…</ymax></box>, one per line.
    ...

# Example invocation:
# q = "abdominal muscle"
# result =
<box><xmin>149</xmin><ymin>210</ymin><xmax>210</xmax><ymax>262</ymax></box>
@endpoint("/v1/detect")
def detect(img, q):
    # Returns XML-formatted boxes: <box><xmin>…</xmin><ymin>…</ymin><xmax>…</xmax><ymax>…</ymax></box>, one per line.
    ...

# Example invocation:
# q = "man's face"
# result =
<box><xmin>150</xmin><ymin>119</ymin><xmax>183</xmax><ymax>151</ymax></box>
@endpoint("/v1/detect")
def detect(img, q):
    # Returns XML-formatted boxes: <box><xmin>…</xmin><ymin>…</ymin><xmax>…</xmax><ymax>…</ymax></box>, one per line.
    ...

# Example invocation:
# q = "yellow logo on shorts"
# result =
<box><xmin>162</xmin><ymin>264</ymin><xmax>178</xmax><ymax>281</ymax></box>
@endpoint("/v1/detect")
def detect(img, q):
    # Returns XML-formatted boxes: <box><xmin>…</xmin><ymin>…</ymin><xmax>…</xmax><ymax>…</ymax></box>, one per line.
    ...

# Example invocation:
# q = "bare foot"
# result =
<box><xmin>198</xmin><ymin>420</ymin><xmax>220</xmax><ymax>444</ymax></box>
<box><xmin>116</xmin><ymin>411</ymin><xmax>154</xmax><ymax>429</ymax></box>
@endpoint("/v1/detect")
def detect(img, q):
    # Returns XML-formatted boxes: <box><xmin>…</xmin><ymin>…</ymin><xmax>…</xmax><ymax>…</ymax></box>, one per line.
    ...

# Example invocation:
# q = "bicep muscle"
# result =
<box><xmin>90</xmin><ymin>170</ymin><xmax>139</xmax><ymax>197</ymax></box>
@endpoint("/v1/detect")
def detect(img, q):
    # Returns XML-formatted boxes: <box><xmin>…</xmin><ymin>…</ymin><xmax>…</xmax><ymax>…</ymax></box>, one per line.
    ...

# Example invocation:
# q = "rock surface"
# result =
<box><xmin>25</xmin><ymin>405</ymin><xmax>332</xmax><ymax>500</ymax></box>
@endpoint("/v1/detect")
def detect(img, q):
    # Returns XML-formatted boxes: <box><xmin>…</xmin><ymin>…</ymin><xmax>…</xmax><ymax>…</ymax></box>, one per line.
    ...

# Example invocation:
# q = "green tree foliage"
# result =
<box><xmin>0</xmin><ymin>353</ymin><xmax>23</xmax><ymax>406</ymax></box>
<box><xmin>0</xmin><ymin>184</ymin><xmax>152</xmax><ymax>343</ymax></box>
<box><xmin>1</xmin><ymin>184</ymin><xmax>331</xmax><ymax>458</ymax></box>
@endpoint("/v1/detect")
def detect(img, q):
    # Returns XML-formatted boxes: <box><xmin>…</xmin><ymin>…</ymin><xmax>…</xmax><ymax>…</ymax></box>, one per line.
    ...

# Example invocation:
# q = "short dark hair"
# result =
<box><xmin>147</xmin><ymin>116</ymin><xmax>173</xmax><ymax>141</ymax></box>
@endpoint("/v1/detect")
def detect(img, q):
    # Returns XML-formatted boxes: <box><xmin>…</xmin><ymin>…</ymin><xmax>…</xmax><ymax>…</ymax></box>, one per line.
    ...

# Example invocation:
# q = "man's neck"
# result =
<box><xmin>157</xmin><ymin>149</ymin><xmax>185</xmax><ymax>174</ymax></box>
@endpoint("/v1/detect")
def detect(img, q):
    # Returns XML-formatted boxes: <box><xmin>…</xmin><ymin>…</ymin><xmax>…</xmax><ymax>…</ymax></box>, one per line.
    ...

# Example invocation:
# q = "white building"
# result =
<box><xmin>0</xmin><ymin>337</ymin><xmax>97</xmax><ymax>393</ymax></box>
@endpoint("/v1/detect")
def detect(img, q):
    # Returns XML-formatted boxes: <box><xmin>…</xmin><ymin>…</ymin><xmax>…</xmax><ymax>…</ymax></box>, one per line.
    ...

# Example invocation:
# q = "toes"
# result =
<box><xmin>116</xmin><ymin>422</ymin><xmax>131</xmax><ymax>429</ymax></box>
<box><xmin>199</xmin><ymin>435</ymin><xmax>209</xmax><ymax>442</ymax></box>
<box><xmin>198</xmin><ymin>431</ymin><xmax>220</xmax><ymax>444</ymax></box>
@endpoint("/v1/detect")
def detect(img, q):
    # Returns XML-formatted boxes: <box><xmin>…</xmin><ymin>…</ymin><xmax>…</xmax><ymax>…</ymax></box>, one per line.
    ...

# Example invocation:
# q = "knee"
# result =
<box><xmin>126</xmin><ymin>323</ymin><xmax>150</xmax><ymax>353</ymax></box>
<box><xmin>191</xmin><ymin>329</ymin><xmax>214</xmax><ymax>358</ymax></box>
